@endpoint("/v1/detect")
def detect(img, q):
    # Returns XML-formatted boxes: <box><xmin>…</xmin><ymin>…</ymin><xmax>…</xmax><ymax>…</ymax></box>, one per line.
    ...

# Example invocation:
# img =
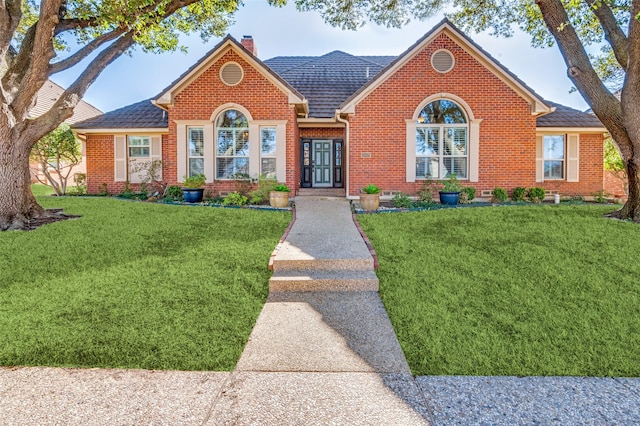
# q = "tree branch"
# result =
<box><xmin>584</xmin><ymin>0</ymin><xmax>629</xmax><ymax>69</ymax></box>
<box><xmin>0</xmin><ymin>0</ymin><xmax>22</xmax><ymax>53</ymax></box>
<box><xmin>535</xmin><ymin>0</ymin><xmax>628</xmax><ymax>146</ymax></box>
<box><xmin>49</xmin><ymin>29</ymin><xmax>125</xmax><ymax>75</ymax></box>
<box><xmin>620</xmin><ymin>0</ymin><xmax>640</xmax><ymax>148</ymax></box>
<box><xmin>21</xmin><ymin>32</ymin><xmax>136</xmax><ymax>145</ymax></box>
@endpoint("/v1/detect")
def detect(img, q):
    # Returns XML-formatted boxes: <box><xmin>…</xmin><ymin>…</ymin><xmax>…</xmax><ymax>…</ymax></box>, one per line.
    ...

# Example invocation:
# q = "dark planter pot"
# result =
<box><xmin>182</xmin><ymin>188</ymin><xmax>204</xmax><ymax>203</ymax></box>
<box><xmin>439</xmin><ymin>191</ymin><xmax>461</xmax><ymax>206</ymax></box>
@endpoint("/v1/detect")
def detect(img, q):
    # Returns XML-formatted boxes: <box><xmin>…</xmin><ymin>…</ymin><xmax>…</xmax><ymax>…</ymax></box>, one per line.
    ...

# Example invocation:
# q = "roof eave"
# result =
<box><xmin>536</xmin><ymin>126</ymin><xmax>607</xmax><ymax>133</ymax></box>
<box><xmin>74</xmin><ymin>127</ymin><xmax>169</xmax><ymax>134</ymax></box>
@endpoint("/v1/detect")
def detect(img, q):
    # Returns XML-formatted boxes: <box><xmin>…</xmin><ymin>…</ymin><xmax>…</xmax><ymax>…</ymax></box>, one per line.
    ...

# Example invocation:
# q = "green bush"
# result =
<box><xmin>97</xmin><ymin>183</ymin><xmax>110</xmax><ymax>196</ymax></box>
<box><xmin>491</xmin><ymin>187</ymin><xmax>508</xmax><ymax>203</ymax></box>
<box><xmin>183</xmin><ymin>174</ymin><xmax>206</xmax><ymax>189</ymax></box>
<box><xmin>222</xmin><ymin>192</ymin><xmax>248</xmax><ymax>206</ymax></box>
<box><xmin>393</xmin><ymin>192</ymin><xmax>412</xmax><ymax>208</ymax></box>
<box><xmin>527</xmin><ymin>187</ymin><xmax>546</xmax><ymax>203</ymax></box>
<box><xmin>249</xmin><ymin>177</ymin><xmax>277</xmax><ymax>204</ymax></box>
<box><xmin>165</xmin><ymin>185</ymin><xmax>183</xmax><ymax>200</ymax></box>
<box><xmin>418</xmin><ymin>180</ymin><xmax>436</xmax><ymax>204</ymax></box>
<box><xmin>461</xmin><ymin>186</ymin><xmax>476</xmax><ymax>202</ymax></box>
<box><xmin>362</xmin><ymin>184</ymin><xmax>381</xmax><ymax>194</ymax></box>
<box><xmin>512</xmin><ymin>187</ymin><xmax>526</xmax><ymax>202</ymax></box>
<box><xmin>593</xmin><ymin>190</ymin><xmax>609</xmax><ymax>203</ymax></box>
<box><xmin>442</xmin><ymin>173</ymin><xmax>462</xmax><ymax>192</ymax></box>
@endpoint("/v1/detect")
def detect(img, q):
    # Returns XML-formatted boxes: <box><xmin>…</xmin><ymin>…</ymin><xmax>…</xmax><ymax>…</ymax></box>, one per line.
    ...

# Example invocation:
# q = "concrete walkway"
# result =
<box><xmin>2</xmin><ymin>196</ymin><xmax>640</xmax><ymax>424</ymax></box>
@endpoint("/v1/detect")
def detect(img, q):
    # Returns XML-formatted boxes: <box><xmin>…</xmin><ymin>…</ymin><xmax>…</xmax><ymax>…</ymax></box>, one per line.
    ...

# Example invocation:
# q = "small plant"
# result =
<box><xmin>418</xmin><ymin>179</ymin><xmax>436</xmax><ymax>204</ymax></box>
<box><xmin>491</xmin><ymin>187</ymin><xmax>508</xmax><ymax>203</ymax></box>
<box><xmin>461</xmin><ymin>186</ymin><xmax>476</xmax><ymax>202</ymax></box>
<box><xmin>441</xmin><ymin>173</ymin><xmax>462</xmax><ymax>192</ymax></box>
<box><xmin>393</xmin><ymin>192</ymin><xmax>412</xmax><ymax>208</ymax></box>
<box><xmin>233</xmin><ymin>172</ymin><xmax>254</xmax><ymax>197</ymax></box>
<box><xmin>97</xmin><ymin>183</ymin><xmax>110</xmax><ymax>196</ymax></box>
<box><xmin>512</xmin><ymin>187</ymin><xmax>526</xmax><ymax>202</ymax></box>
<box><xmin>249</xmin><ymin>176</ymin><xmax>277</xmax><ymax>204</ymax></box>
<box><xmin>362</xmin><ymin>184</ymin><xmax>381</xmax><ymax>194</ymax></box>
<box><xmin>527</xmin><ymin>187</ymin><xmax>546</xmax><ymax>203</ymax></box>
<box><xmin>183</xmin><ymin>174</ymin><xmax>206</xmax><ymax>188</ymax></box>
<box><xmin>70</xmin><ymin>173</ymin><xmax>87</xmax><ymax>195</ymax></box>
<box><xmin>273</xmin><ymin>184</ymin><xmax>291</xmax><ymax>192</ymax></box>
<box><xmin>593</xmin><ymin>189</ymin><xmax>609</xmax><ymax>203</ymax></box>
<box><xmin>165</xmin><ymin>185</ymin><xmax>183</xmax><ymax>200</ymax></box>
<box><xmin>222</xmin><ymin>191</ymin><xmax>248</xmax><ymax>206</ymax></box>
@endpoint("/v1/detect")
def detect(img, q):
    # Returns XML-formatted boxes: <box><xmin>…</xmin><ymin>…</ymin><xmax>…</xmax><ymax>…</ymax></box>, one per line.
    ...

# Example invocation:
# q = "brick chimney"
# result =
<box><xmin>241</xmin><ymin>35</ymin><xmax>257</xmax><ymax>56</ymax></box>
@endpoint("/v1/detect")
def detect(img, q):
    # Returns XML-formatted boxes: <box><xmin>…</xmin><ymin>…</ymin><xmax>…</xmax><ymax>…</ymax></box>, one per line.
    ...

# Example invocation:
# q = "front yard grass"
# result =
<box><xmin>358</xmin><ymin>205</ymin><xmax>640</xmax><ymax>377</ymax></box>
<box><xmin>0</xmin><ymin>196</ymin><xmax>291</xmax><ymax>371</ymax></box>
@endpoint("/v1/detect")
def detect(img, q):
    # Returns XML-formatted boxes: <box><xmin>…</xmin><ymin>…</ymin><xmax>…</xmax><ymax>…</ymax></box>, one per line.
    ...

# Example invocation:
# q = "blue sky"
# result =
<box><xmin>52</xmin><ymin>1</ymin><xmax>591</xmax><ymax>113</ymax></box>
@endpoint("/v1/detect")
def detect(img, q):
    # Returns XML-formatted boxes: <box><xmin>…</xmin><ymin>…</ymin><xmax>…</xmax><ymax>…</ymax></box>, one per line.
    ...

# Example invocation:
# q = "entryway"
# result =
<box><xmin>300</xmin><ymin>138</ymin><xmax>344</xmax><ymax>189</ymax></box>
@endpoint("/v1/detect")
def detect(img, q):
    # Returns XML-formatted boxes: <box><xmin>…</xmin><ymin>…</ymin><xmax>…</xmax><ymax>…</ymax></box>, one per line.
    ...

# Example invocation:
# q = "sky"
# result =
<box><xmin>52</xmin><ymin>0</ymin><xmax>592</xmax><ymax>113</ymax></box>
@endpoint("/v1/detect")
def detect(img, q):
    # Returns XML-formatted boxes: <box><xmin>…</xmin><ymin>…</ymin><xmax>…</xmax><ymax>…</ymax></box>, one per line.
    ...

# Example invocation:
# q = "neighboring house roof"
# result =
<box><xmin>265</xmin><ymin>51</ymin><xmax>394</xmax><ymax>117</ymax></box>
<box><xmin>72</xmin><ymin>22</ymin><xmax>604</xmax><ymax>130</ymax></box>
<box><xmin>537</xmin><ymin>101</ymin><xmax>604</xmax><ymax>129</ymax></box>
<box><xmin>30</xmin><ymin>80</ymin><xmax>102</xmax><ymax>124</ymax></box>
<box><xmin>73</xmin><ymin>99</ymin><xmax>167</xmax><ymax>129</ymax></box>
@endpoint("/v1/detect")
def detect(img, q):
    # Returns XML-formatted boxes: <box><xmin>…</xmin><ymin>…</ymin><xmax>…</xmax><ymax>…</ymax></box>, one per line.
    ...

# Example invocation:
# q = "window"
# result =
<box><xmin>543</xmin><ymin>135</ymin><xmax>565</xmax><ymax>179</ymax></box>
<box><xmin>216</xmin><ymin>109</ymin><xmax>249</xmax><ymax>179</ymax></box>
<box><xmin>188</xmin><ymin>127</ymin><xmax>204</xmax><ymax>177</ymax></box>
<box><xmin>416</xmin><ymin>100</ymin><xmax>468</xmax><ymax>179</ymax></box>
<box><xmin>128</xmin><ymin>136</ymin><xmax>150</xmax><ymax>158</ymax></box>
<box><xmin>260</xmin><ymin>127</ymin><xmax>277</xmax><ymax>178</ymax></box>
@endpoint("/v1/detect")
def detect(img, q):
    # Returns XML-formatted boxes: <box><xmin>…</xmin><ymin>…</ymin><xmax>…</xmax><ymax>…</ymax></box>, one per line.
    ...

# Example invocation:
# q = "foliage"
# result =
<box><xmin>604</xmin><ymin>138</ymin><xmax>628</xmax><ymax>194</ymax></box>
<box><xmin>358</xmin><ymin>205</ymin><xmax>640</xmax><ymax>376</ymax></box>
<box><xmin>393</xmin><ymin>192</ymin><xmax>413</xmax><ymax>208</ymax></box>
<box><xmin>461</xmin><ymin>186</ymin><xmax>476</xmax><ymax>203</ymax></box>
<box><xmin>491</xmin><ymin>187</ymin><xmax>508</xmax><ymax>203</ymax></box>
<box><xmin>593</xmin><ymin>190</ymin><xmax>609</xmax><ymax>204</ymax></box>
<box><xmin>441</xmin><ymin>173</ymin><xmax>462</xmax><ymax>192</ymax></box>
<box><xmin>29</xmin><ymin>123</ymin><xmax>81</xmax><ymax>196</ymax></box>
<box><xmin>222</xmin><ymin>192</ymin><xmax>248</xmax><ymax>206</ymax></box>
<box><xmin>512</xmin><ymin>187</ymin><xmax>526</xmax><ymax>202</ymax></box>
<box><xmin>249</xmin><ymin>176</ymin><xmax>278</xmax><ymax>204</ymax></box>
<box><xmin>165</xmin><ymin>185</ymin><xmax>183</xmax><ymax>201</ymax></box>
<box><xmin>97</xmin><ymin>183</ymin><xmax>110</xmax><ymax>197</ymax></box>
<box><xmin>362</xmin><ymin>184</ymin><xmax>381</xmax><ymax>194</ymax></box>
<box><xmin>418</xmin><ymin>179</ymin><xmax>437</xmax><ymax>204</ymax></box>
<box><xmin>272</xmin><ymin>184</ymin><xmax>291</xmax><ymax>192</ymax></box>
<box><xmin>182</xmin><ymin>174</ymin><xmax>206</xmax><ymax>189</ymax></box>
<box><xmin>130</xmin><ymin>160</ymin><xmax>164</xmax><ymax>196</ymax></box>
<box><xmin>68</xmin><ymin>173</ymin><xmax>87</xmax><ymax>195</ymax></box>
<box><xmin>0</xmin><ymin>196</ymin><xmax>290</xmax><ymax>370</ymax></box>
<box><xmin>527</xmin><ymin>187</ymin><xmax>546</xmax><ymax>203</ymax></box>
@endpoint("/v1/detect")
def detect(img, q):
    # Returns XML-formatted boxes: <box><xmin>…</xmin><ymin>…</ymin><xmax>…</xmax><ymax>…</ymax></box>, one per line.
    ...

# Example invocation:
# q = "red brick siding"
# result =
<box><xmin>346</xmin><ymin>33</ymin><xmax>604</xmax><ymax>197</ymax></box>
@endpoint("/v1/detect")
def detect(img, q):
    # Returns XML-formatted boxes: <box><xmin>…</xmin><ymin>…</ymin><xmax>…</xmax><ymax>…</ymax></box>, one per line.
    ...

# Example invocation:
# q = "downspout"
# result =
<box><xmin>335</xmin><ymin>110</ymin><xmax>350</xmax><ymax>198</ymax></box>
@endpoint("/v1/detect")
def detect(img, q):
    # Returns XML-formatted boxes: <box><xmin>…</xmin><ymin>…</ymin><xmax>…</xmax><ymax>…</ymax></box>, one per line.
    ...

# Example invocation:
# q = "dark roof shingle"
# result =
<box><xmin>536</xmin><ymin>101</ymin><xmax>604</xmax><ymax>128</ymax></box>
<box><xmin>73</xmin><ymin>99</ymin><xmax>167</xmax><ymax>129</ymax></box>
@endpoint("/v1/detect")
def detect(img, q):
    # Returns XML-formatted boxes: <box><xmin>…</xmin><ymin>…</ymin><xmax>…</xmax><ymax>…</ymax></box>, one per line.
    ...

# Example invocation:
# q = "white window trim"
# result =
<box><xmin>406</xmin><ymin>94</ymin><xmax>480</xmax><ymax>182</ymax></box>
<box><xmin>536</xmin><ymin>132</ymin><xmax>580</xmax><ymax>183</ymax></box>
<box><xmin>114</xmin><ymin>133</ymin><xmax>163</xmax><ymax>183</ymax></box>
<box><xmin>176</xmin><ymin>120</ymin><xmax>211</xmax><ymax>183</ymax></box>
<box><xmin>251</xmin><ymin>120</ymin><xmax>287</xmax><ymax>181</ymax></box>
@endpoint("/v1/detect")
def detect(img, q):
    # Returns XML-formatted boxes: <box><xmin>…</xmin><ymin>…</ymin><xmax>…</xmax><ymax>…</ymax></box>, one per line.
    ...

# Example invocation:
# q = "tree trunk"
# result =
<box><xmin>609</xmin><ymin>155</ymin><xmax>640</xmax><ymax>221</ymax></box>
<box><xmin>0</xmin><ymin>132</ymin><xmax>46</xmax><ymax>230</ymax></box>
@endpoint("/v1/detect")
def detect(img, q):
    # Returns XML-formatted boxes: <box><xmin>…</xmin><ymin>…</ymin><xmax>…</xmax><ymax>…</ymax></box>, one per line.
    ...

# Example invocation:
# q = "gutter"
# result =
<box><xmin>335</xmin><ymin>110</ymin><xmax>351</xmax><ymax>198</ymax></box>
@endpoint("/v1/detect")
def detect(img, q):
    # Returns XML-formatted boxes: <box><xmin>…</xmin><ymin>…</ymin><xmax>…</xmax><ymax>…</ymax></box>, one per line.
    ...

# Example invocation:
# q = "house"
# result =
<box><xmin>73</xmin><ymin>19</ymin><xmax>607</xmax><ymax>200</ymax></box>
<box><xmin>30</xmin><ymin>80</ymin><xmax>102</xmax><ymax>184</ymax></box>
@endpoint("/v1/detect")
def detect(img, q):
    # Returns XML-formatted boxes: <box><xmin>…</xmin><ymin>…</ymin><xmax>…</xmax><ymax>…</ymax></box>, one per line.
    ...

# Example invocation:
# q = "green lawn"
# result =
<box><xmin>0</xmin><ymin>195</ymin><xmax>291</xmax><ymax>371</ymax></box>
<box><xmin>358</xmin><ymin>205</ymin><xmax>640</xmax><ymax>377</ymax></box>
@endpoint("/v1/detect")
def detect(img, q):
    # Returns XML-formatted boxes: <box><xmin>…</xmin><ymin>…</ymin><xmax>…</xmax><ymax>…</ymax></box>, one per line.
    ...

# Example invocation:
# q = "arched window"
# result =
<box><xmin>216</xmin><ymin>109</ymin><xmax>249</xmax><ymax>179</ymax></box>
<box><xmin>416</xmin><ymin>100</ymin><xmax>468</xmax><ymax>179</ymax></box>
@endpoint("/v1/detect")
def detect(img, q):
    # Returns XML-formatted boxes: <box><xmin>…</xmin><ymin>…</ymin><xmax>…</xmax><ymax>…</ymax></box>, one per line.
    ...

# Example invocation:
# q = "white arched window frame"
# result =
<box><xmin>406</xmin><ymin>94</ymin><xmax>481</xmax><ymax>183</ymax></box>
<box><xmin>176</xmin><ymin>103</ymin><xmax>286</xmax><ymax>183</ymax></box>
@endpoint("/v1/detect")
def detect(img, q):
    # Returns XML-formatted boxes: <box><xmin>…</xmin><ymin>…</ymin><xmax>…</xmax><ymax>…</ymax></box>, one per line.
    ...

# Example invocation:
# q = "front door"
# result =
<box><xmin>313</xmin><ymin>140</ymin><xmax>332</xmax><ymax>187</ymax></box>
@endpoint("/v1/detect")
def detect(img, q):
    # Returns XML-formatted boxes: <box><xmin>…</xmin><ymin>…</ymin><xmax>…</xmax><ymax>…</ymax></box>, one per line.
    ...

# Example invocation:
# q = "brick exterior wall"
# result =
<box><xmin>346</xmin><ymin>33</ymin><xmax>604</xmax><ymax>197</ymax></box>
<box><xmin>84</xmin><ymin>34</ymin><xmax>605</xmax><ymax>199</ymax></box>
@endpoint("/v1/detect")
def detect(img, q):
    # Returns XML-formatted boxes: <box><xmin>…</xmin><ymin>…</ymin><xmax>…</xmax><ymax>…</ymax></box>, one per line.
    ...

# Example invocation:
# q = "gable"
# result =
<box><xmin>340</xmin><ymin>20</ymin><xmax>551</xmax><ymax>116</ymax></box>
<box><xmin>154</xmin><ymin>36</ymin><xmax>306</xmax><ymax>114</ymax></box>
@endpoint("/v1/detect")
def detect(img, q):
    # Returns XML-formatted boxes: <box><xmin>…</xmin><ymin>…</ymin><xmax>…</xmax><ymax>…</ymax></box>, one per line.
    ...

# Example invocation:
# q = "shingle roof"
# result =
<box><xmin>265</xmin><ymin>51</ymin><xmax>394</xmax><ymax>118</ymax></box>
<box><xmin>30</xmin><ymin>80</ymin><xmax>102</xmax><ymax>124</ymax></box>
<box><xmin>73</xmin><ymin>99</ymin><xmax>167</xmax><ymax>129</ymax></box>
<box><xmin>536</xmin><ymin>101</ymin><xmax>604</xmax><ymax>128</ymax></box>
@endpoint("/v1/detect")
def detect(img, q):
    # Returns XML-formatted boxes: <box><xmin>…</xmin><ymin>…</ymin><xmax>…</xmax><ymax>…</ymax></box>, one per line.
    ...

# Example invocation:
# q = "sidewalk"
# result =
<box><xmin>1</xmin><ymin>196</ymin><xmax>639</xmax><ymax>425</ymax></box>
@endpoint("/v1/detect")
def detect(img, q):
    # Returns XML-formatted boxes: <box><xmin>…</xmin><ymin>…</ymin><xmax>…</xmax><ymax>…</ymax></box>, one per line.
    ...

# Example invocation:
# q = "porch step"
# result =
<box><xmin>269</xmin><ymin>269</ymin><xmax>379</xmax><ymax>292</ymax></box>
<box><xmin>271</xmin><ymin>257</ymin><xmax>375</xmax><ymax>272</ymax></box>
<box><xmin>296</xmin><ymin>188</ymin><xmax>346</xmax><ymax>198</ymax></box>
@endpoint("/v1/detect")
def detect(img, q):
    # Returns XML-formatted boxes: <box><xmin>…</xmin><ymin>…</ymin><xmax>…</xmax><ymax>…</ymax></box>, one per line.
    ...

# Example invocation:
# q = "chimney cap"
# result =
<box><xmin>242</xmin><ymin>35</ymin><xmax>253</xmax><ymax>39</ymax></box>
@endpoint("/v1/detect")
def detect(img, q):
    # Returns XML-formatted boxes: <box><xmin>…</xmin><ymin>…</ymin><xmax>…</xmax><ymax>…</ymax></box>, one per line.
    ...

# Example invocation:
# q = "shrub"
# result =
<box><xmin>222</xmin><ymin>192</ymin><xmax>248</xmax><ymax>206</ymax></box>
<box><xmin>165</xmin><ymin>185</ymin><xmax>183</xmax><ymax>200</ymax></box>
<box><xmin>418</xmin><ymin>179</ymin><xmax>436</xmax><ymax>204</ymax></box>
<box><xmin>442</xmin><ymin>173</ymin><xmax>462</xmax><ymax>192</ymax></box>
<box><xmin>249</xmin><ymin>177</ymin><xmax>277</xmax><ymax>204</ymax></box>
<box><xmin>233</xmin><ymin>173</ymin><xmax>254</xmax><ymax>197</ymax></box>
<box><xmin>593</xmin><ymin>190</ymin><xmax>609</xmax><ymax>204</ymax></box>
<box><xmin>512</xmin><ymin>187</ymin><xmax>526</xmax><ymax>202</ymax></box>
<box><xmin>527</xmin><ymin>187</ymin><xmax>546</xmax><ymax>203</ymax></box>
<box><xmin>393</xmin><ymin>192</ymin><xmax>412</xmax><ymax>208</ymax></box>
<box><xmin>97</xmin><ymin>183</ymin><xmax>110</xmax><ymax>196</ymax></box>
<box><xmin>183</xmin><ymin>174</ymin><xmax>206</xmax><ymax>189</ymax></box>
<box><xmin>273</xmin><ymin>184</ymin><xmax>291</xmax><ymax>192</ymax></box>
<box><xmin>491</xmin><ymin>187</ymin><xmax>508</xmax><ymax>203</ymax></box>
<box><xmin>461</xmin><ymin>186</ymin><xmax>476</xmax><ymax>202</ymax></box>
<box><xmin>362</xmin><ymin>184</ymin><xmax>381</xmax><ymax>194</ymax></box>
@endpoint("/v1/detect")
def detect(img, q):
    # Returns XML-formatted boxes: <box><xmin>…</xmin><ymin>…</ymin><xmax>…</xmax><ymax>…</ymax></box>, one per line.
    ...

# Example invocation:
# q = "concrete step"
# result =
<box><xmin>270</xmin><ymin>269</ymin><xmax>379</xmax><ymax>292</ymax></box>
<box><xmin>271</xmin><ymin>257</ymin><xmax>375</xmax><ymax>272</ymax></box>
<box><xmin>296</xmin><ymin>188</ymin><xmax>346</xmax><ymax>197</ymax></box>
